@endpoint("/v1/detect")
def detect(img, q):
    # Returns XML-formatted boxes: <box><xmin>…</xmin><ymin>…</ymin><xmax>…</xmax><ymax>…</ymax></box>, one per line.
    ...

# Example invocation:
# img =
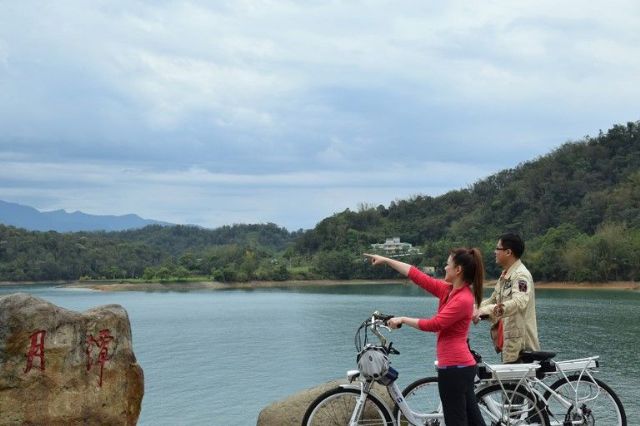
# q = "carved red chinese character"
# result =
<box><xmin>86</xmin><ymin>329</ymin><xmax>114</xmax><ymax>387</ymax></box>
<box><xmin>24</xmin><ymin>330</ymin><xmax>46</xmax><ymax>373</ymax></box>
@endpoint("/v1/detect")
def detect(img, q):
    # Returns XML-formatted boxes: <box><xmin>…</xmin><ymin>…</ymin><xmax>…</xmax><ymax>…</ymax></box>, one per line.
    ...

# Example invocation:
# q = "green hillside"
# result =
<box><xmin>0</xmin><ymin>223</ymin><xmax>299</xmax><ymax>282</ymax></box>
<box><xmin>296</xmin><ymin>121</ymin><xmax>640</xmax><ymax>281</ymax></box>
<box><xmin>1</xmin><ymin>121</ymin><xmax>638</xmax><ymax>283</ymax></box>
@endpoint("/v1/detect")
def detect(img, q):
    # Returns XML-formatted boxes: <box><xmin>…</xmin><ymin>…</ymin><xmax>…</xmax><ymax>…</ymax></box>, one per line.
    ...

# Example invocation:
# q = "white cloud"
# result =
<box><xmin>108</xmin><ymin>48</ymin><xmax>290</xmax><ymax>130</ymax></box>
<box><xmin>0</xmin><ymin>0</ymin><xmax>638</xmax><ymax>229</ymax></box>
<box><xmin>0</xmin><ymin>158</ymin><xmax>492</xmax><ymax>229</ymax></box>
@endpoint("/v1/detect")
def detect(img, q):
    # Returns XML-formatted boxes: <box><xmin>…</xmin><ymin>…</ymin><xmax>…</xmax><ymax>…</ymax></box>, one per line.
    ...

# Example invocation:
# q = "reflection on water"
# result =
<box><xmin>1</xmin><ymin>283</ymin><xmax>638</xmax><ymax>425</ymax></box>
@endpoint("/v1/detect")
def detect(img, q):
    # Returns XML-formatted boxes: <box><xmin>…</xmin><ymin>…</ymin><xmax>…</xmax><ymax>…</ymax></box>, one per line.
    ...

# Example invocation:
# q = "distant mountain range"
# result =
<box><xmin>0</xmin><ymin>200</ymin><xmax>170</xmax><ymax>232</ymax></box>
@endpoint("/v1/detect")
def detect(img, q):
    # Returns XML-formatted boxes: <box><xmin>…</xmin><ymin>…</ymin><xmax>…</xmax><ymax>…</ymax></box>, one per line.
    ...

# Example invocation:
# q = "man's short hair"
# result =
<box><xmin>499</xmin><ymin>233</ymin><xmax>525</xmax><ymax>258</ymax></box>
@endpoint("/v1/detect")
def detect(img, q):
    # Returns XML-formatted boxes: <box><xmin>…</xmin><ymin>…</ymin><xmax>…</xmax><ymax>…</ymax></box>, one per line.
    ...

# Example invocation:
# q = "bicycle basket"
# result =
<box><xmin>357</xmin><ymin>346</ymin><xmax>389</xmax><ymax>380</ymax></box>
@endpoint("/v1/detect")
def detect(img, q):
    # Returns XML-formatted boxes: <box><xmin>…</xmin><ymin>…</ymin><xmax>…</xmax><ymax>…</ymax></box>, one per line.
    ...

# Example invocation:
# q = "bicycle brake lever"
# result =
<box><xmin>388</xmin><ymin>342</ymin><xmax>400</xmax><ymax>355</ymax></box>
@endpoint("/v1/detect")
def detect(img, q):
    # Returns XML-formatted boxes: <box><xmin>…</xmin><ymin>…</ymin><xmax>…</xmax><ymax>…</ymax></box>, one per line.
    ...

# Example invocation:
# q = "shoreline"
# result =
<box><xmin>534</xmin><ymin>281</ymin><xmax>640</xmax><ymax>290</ymax></box>
<box><xmin>2</xmin><ymin>279</ymin><xmax>639</xmax><ymax>292</ymax></box>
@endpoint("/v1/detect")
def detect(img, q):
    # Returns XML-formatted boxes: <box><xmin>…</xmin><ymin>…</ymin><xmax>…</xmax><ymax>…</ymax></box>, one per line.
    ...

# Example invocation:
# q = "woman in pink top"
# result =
<box><xmin>364</xmin><ymin>248</ymin><xmax>486</xmax><ymax>426</ymax></box>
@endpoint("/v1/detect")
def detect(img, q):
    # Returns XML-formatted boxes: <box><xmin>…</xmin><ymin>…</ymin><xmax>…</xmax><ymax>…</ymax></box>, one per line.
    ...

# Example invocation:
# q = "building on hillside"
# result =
<box><xmin>370</xmin><ymin>237</ymin><xmax>422</xmax><ymax>257</ymax></box>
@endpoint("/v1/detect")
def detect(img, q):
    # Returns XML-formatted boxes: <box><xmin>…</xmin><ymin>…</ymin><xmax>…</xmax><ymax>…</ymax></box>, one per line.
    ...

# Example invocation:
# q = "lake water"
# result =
<box><xmin>1</xmin><ymin>283</ymin><xmax>638</xmax><ymax>425</ymax></box>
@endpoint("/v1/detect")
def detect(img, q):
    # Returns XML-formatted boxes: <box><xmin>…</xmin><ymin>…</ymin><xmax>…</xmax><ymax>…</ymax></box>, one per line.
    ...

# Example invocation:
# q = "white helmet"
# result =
<box><xmin>357</xmin><ymin>347</ymin><xmax>389</xmax><ymax>379</ymax></box>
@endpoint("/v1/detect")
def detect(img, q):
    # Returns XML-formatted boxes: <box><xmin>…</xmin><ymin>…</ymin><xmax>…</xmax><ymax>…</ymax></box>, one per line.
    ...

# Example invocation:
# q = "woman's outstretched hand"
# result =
<box><xmin>363</xmin><ymin>253</ymin><xmax>411</xmax><ymax>276</ymax></box>
<box><xmin>363</xmin><ymin>253</ymin><xmax>387</xmax><ymax>266</ymax></box>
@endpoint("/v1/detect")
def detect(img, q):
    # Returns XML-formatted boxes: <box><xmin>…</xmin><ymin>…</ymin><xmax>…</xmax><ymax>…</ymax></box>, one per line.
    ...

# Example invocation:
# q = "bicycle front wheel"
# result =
<box><xmin>476</xmin><ymin>382</ymin><xmax>550</xmax><ymax>426</ymax></box>
<box><xmin>545</xmin><ymin>375</ymin><xmax>626</xmax><ymax>426</ymax></box>
<box><xmin>394</xmin><ymin>376</ymin><xmax>443</xmax><ymax>426</ymax></box>
<box><xmin>302</xmin><ymin>387</ymin><xmax>393</xmax><ymax>426</ymax></box>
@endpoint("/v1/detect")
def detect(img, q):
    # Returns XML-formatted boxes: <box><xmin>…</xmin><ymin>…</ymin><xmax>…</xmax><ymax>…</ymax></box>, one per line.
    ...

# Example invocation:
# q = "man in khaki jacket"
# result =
<box><xmin>474</xmin><ymin>233</ymin><xmax>539</xmax><ymax>363</ymax></box>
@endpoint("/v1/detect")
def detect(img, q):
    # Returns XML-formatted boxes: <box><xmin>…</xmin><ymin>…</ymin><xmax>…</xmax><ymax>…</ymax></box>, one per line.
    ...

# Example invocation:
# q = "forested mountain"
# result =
<box><xmin>0</xmin><ymin>200</ymin><xmax>168</xmax><ymax>232</ymax></box>
<box><xmin>296</xmin><ymin>121</ymin><xmax>640</xmax><ymax>281</ymax></box>
<box><xmin>0</xmin><ymin>223</ymin><xmax>299</xmax><ymax>282</ymax></box>
<box><xmin>115</xmin><ymin>223</ymin><xmax>298</xmax><ymax>255</ymax></box>
<box><xmin>1</xmin><ymin>121</ymin><xmax>638</xmax><ymax>283</ymax></box>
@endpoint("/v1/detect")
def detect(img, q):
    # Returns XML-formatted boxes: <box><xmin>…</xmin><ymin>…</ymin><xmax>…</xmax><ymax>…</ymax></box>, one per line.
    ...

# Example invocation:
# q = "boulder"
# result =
<box><xmin>0</xmin><ymin>293</ymin><xmax>144</xmax><ymax>425</ymax></box>
<box><xmin>257</xmin><ymin>379</ymin><xmax>394</xmax><ymax>426</ymax></box>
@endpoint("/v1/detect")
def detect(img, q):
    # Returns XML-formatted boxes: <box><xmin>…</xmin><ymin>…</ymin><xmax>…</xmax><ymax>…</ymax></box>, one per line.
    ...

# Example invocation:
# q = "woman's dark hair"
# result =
<box><xmin>499</xmin><ymin>232</ymin><xmax>525</xmax><ymax>258</ymax></box>
<box><xmin>450</xmin><ymin>247</ymin><xmax>484</xmax><ymax>306</ymax></box>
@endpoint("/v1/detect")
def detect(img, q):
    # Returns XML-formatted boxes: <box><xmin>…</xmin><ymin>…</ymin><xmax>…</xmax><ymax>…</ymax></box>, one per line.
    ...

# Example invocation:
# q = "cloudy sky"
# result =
<box><xmin>1</xmin><ymin>1</ymin><xmax>638</xmax><ymax>230</ymax></box>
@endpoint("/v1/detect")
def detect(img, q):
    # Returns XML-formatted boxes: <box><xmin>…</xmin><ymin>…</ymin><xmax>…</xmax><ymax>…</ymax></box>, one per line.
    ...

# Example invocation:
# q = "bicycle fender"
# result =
<box><xmin>338</xmin><ymin>383</ymin><xmax>362</xmax><ymax>391</ymax></box>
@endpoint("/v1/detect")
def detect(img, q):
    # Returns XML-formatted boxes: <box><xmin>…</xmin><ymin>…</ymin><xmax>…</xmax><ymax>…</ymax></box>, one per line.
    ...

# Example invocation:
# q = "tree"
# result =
<box><xmin>314</xmin><ymin>250</ymin><xmax>356</xmax><ymax>280</ymax></box>
<box><xmin>156</xmin><ymin>267</ymin><xmax>172</xmax><ymax>281</ymax></box>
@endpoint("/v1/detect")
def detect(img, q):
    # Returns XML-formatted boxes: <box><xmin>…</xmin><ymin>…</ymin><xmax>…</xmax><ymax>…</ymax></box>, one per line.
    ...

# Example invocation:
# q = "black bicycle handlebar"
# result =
<box><xmin>372</xmin><ymin>311</ymin><xmax>402</xmax><ymax>328</ymax></box>
<box><xmin>355</xmin><ymin>311</ymin><xmax>403</xmax><ymax>354</ymax></box>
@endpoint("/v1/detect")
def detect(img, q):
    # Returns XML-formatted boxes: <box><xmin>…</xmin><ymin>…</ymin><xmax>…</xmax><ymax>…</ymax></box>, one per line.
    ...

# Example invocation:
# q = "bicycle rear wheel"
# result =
<box><xmin>302</xmin><ymin>387</ymin><xmax>393</xmax><ymax>425</ymax></box>
<box><xmin>545</xmin><ymin>375</ymin><xmax>626</xmax><ymax>426</ymax></box>
<box><xmin>476</xmin><ymin>382</ymin><xmax>550</xmax><ymax>425</ymax></box>
<box><xmin>394</xmin><ymin>376</ymin><xmax>444</xmax><ymax>425</ymax></box>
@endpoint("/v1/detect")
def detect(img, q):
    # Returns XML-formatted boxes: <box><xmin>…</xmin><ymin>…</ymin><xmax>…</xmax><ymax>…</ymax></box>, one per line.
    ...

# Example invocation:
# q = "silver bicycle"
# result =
<box><xmin>400</xmin><ymin>350</ymin><xmax>626</xmax><ymax>425</ymax></box>
<box><xmin>518</xmin><ymin>351</ymin><xmax>626</xmax><ymax>425</ymax></box>
<box><xmin>302</xmin><ymin>312</ymin><xmax>549</xmax><ymax>425</ymax></box>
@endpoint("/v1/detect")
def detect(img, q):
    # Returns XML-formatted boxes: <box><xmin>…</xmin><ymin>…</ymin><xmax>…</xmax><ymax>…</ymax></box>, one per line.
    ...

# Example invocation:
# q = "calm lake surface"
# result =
<box><xmin>1</xmin><ymin>283</ymin><xmax>638</xmax><ymax>425</ymax></box>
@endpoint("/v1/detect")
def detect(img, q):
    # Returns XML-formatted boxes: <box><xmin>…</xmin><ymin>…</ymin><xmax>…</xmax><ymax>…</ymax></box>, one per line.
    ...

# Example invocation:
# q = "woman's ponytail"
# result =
<box><xmin>469</xmin><ymin>248</ymin><xmax>484</xmax><ymax>307</ymax></box>
<box><xmin>451</xmin><ymin>247</ymin><xmax>485</xmax><ymax>306</ymax></box>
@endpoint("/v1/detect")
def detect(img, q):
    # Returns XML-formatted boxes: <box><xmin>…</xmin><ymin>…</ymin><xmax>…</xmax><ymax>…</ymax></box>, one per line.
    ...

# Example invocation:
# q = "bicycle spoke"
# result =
<box><xmin>397</xmin><ymin>377</ymin><xmax>444</xmax><ymax>426</ymax></box>
<box><xmin>303</xmin><ymin>388</ymin><xmax>391</xmax><ymax>426</ymax></box>
<box><xmin>477</xmin><ymin>383</ymin><xmax>548</xmax><ymax>425</ymax></box>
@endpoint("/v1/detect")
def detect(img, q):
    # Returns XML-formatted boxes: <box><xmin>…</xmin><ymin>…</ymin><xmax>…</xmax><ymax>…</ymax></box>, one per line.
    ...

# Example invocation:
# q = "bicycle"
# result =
<box><xmin>401</xmin><ymin>349</ymin><xmax>626</xmax><ymax>425</ymax></box>
<box><xmin>475</xmin><ymin>311</ymin><xmax>626</xmax><ymax>425</ymax></box>
<box><xmin>518</xmin><ymin>351</ymin><xmax>626</xmax><ymax>425</ymax></box>
<box><xmin>302</xmin><ymin>311</ymin><xmax>549</xmax><ymax>425</ymax></box>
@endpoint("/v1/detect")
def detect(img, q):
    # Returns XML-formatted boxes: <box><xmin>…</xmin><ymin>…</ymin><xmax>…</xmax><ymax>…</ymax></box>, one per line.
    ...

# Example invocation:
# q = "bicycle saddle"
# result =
<box><xmin>519</xmin><ymin>350</ymin><xmax>556</xmax><ymax>362</ymax></box>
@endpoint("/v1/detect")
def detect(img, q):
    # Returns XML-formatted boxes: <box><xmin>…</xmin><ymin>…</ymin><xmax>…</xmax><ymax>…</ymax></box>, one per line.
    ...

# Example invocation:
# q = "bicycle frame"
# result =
<box><xmin>475</xmin><ymin>363</ymin><xmax>543</xmax><ymax>424</ymax></box>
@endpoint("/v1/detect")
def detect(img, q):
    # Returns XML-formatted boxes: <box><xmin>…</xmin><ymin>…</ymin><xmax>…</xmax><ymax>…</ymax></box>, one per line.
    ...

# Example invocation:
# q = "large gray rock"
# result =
<box><xmin>0</xmin><ymin>293</ymin><xmax>144</xmax><ymax>425</ymax></box>
<box><xmin>257</xmin><ymin>379</ymin><xmax>394</xmax><ymax>426</ymax></box>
